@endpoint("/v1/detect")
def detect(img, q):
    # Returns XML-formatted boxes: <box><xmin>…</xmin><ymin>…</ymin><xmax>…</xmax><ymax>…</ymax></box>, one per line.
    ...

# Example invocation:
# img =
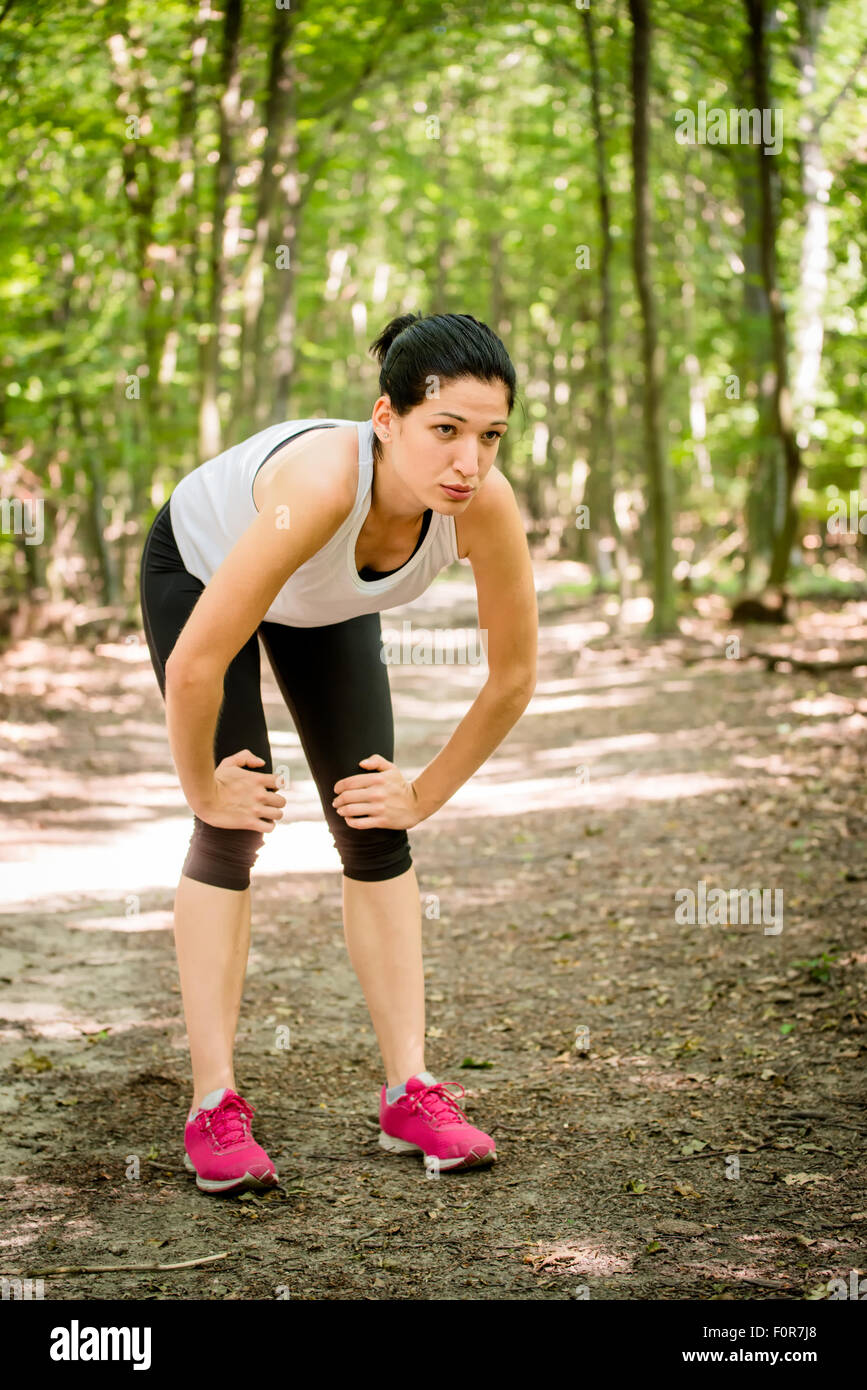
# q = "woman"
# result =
<box><xmin>139</xmin><ymin>312</ymin><xmax>537</xmax><ymax>1194</ymax></box>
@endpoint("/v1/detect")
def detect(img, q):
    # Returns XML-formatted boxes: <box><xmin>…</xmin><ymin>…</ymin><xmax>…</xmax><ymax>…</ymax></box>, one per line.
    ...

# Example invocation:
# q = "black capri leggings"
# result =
<box><xmin>139</xmin><ymin>499</ymin><xmax>413</xmax><ymax>891</ymax></box>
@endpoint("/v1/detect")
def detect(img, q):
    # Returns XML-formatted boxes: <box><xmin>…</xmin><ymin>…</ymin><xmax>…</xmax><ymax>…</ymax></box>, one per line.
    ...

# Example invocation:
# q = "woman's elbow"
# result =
<box><xmin>165</xmin><ymin>650</ymin><xmax>223</xmax><ymax>688</ymax></box>
<box><xmin>491</xmin><ymin>669</ymin><xmax>535</xmax><ymax>704</ymax></box>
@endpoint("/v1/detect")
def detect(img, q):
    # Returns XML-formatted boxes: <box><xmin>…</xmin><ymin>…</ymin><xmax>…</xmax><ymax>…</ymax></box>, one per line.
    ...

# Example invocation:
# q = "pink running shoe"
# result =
<box><xmin>379</xmin><ymin>1072</ymin><xmax>497</xmax><ymax>1172</ymax></box>
<box><xmin>183</xmin><ymin>1088</ymin><xmax>278</xmax><ymax>1195</ymax></box>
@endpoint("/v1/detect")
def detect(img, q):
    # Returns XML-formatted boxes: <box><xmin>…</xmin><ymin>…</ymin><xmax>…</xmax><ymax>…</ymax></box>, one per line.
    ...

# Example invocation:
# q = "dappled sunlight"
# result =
<box><xmin>520</xmin><ymin>685</ymin><xmax>664</xmax><ymax>716</ymax></box>
<box><xmin>621</xmin><ymin>1067</ymin><xmax>714</xmax><ymax>1091</ymax></box>
<box><xmin>393</xmin><ymin>693</ymin><xmax>491</xmax><ymax>720</ymax></box>
<box><xmin>732</xmin><ymin>751</ymin><xmax>824</xmax><ymax>776</ymax></box>
<box><xmin>397</xmin><ymin>667</ymin><xmax>489</xmax><ymax>697</ymax></box>
<box><xmin>258</xmin><ymin>818</ymin><xmax>343</xmax><ymax>876</ymax></box>
<box><xmin>0</xmin><ymin>762</ymin><xmax>184</xmax><ymax>822</ymax></box>
<box><xmin>555</xmin><ymin>1053</ymin><xmax>715</xmax><ymax>1089</ymax></box>
<box><xmin>264</xmin><ymin>730</ymin><xmax>305</xmax><ymax>755</ymax></box>
<box><xmin>517</xmin><ymin>731</ymin><xmax>668</xmax><ymax>768</ymax></box>
<box><xmin>684</xmin><ymin>1257</ymin><xmax>772</xmax><ymax>1283</ymax></box>
<box><xmin>93</xmin><ymin>640</ymin><xmax>152</xmax><ymax>665</ymax></box>
<box><xmin>0</xmin><ymin>1000</ymin><xmax>125</xmax><ymax>1039</ymax></box>
<box><xmin>621</xmin><ymin>597</ymin><xmax>654</xmax><ymax>625</ymax></box>
<box><xmin>0</xmin><ymin>1180</ymin><xmax>94</xmax><ymax>1248</ymax></box>
<box><xmin>459</xmin><ymin>733</ymin><xmax>661</xmax><ymax>780</ymax></box>
<box><xmin>2</xmin><ymin>816</ymin><xmax>199</xmax><ymax>902</ymax></box>
<box><xmin>66</xmin><ymin>910</ymin><xmax>175</xmax><ymax>933</ymax></box>
<box><xmin>50</xmin><ymin>1216</ymin><xmax>105</xmax><ymax>1243</ymax></box>
<box><xmin>0</xmin><ymin>1230</ymin><xmax>41</xmax><ymax>1256</ymax></box>
<box><xmin>788</xmin><ymin>693</ymin><xmax>864</xmax><ymax>718</ymax></box>
<box><xmin>523</xmin><ymin>1238</ymin><xmax>633</xmax><ymax>1277</ymax></box>
<box><xmin>534</xmin><ymin>666</ymin><xmax>658</xmax><ymax>691</ymax></box>
<box><xmin>437</xmin><ymin>767</ymin><xmax>736</xmax><ymax>818</ymax></box>
<box><xmin>0</xmin><ymin>721</ymin><xmax>61</xmax><ymax>746</ymax></box>
<box><xmin>0</xmin><ymin>611</ymin><xmax>862</xmax><ymax>1308</ymax></box>
<box><xmin>1</xmin><ymin>0</ymin><xmax>864</xmax><ymax>1306</ymax></box>
<box><xmin>0</xmin><ymin>745</ymin><xmax>751</xmax><ymax>907</ymax></box>
<box><xmin>0</xmin><ymin>1004</ymin><xmax>182</xmax><ymax>1041</ymax></box>
<box><xmin>789</xmin><ymin>714</ymin><xmax>867</xmax><ymax>741</ymax></box>
<box><xmin>102</xmin><ymin>720</ymin><xmax>192</xmax><ymax>745</ymax></box>
<box><xmin>395</xmin><ymin>684</ymin><xmax>655</xmax><ymax>720</ymax></box>
<box><xmin>1</xmin><ymin>812</ymin><xmax>344</xmax><ymax>905</ymax></box>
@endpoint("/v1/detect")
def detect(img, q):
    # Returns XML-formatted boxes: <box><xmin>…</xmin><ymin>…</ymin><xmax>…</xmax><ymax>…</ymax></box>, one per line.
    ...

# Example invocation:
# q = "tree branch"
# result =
<box><xmin>819</xmin><ymin>43</ymin><xmax>867</xmax><ymax>127</ymax></box>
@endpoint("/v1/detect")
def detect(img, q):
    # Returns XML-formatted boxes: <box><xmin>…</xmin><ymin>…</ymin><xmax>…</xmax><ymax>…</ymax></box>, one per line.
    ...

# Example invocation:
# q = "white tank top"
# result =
<box><xmin>168</xmin><ymin>416</ymin><xmax>461</xmax><ymax>627</ymax></box>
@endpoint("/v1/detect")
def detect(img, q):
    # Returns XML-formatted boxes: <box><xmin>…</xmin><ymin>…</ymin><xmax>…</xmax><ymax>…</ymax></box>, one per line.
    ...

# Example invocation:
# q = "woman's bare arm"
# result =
<box><xmin>163</xmin><ymin>446</ymin><xmax>354</xmax><ymax>816</ymax></box>
<box><xmin>410</xmin><ymin>467</ymin><xmax>537</xmax><ymax>818</ymax></box>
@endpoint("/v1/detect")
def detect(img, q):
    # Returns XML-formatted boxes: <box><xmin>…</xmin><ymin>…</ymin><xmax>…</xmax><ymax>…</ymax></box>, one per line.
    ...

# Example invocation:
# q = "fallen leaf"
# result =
<box><xmin>681</xmin><ymin>1138</ymin><xmax>708</xmax><ymax>1155</ymax></box>
<box><xmin>11</xmin><ymin>1049</ymin><xmax>52</xmax><ymax>1073</ymax></box>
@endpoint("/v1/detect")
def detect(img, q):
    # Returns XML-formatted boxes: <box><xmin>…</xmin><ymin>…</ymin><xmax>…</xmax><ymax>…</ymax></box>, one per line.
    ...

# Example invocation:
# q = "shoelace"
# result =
<box><xmin>407</xmin><ymin>1081</ymin><xmax>469</xmax><ymax>1128</ymax></box>
<box><xmin>199</xmin><ymin>1094</ymin><xmax>255</xmax><ymax>1151</ymax></box>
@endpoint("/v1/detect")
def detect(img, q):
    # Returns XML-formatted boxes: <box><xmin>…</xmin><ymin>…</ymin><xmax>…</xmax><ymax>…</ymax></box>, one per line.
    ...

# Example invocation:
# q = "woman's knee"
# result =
<box><xmin>337</xmin><ymin>828</ymin><xmax>413</xmax><ymax>883</ymax></box>
<box><xmin>181</xmin><ymin>815</ymin><xmax>266</xmax><ymax>892</ymax></box>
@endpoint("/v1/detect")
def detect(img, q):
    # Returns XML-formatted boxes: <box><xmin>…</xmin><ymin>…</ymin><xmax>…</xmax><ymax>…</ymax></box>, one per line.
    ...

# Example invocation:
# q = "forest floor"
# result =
<box><xmin>0</xmin><ymin>566</ymin><xmax>865</xmax><ymax>1303</ymax></box>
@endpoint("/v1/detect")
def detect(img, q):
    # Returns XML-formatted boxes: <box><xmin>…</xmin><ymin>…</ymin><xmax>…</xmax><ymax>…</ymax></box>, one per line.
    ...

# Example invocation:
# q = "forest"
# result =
<box><xmin>1</xmin><ymin>0</ymin><xmax>866</xmax><ymax>1318</ymax></box>
<box><xmin>1</xmin><ymin>0</ymin><xmax>864</xmax><ymax>639</ymax></box>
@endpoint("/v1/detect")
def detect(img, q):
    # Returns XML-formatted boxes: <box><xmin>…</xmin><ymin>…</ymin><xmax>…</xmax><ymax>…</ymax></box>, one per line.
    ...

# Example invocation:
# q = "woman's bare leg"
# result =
<box><xmin>341</xmin><ymin>865</ymin><xmax>426</xmax><ymax>1087</ymax></box>
<box><xmin>173</xmin><ymin>875</ymin><xmax>251</xmax><ymax>1110</ymax></box>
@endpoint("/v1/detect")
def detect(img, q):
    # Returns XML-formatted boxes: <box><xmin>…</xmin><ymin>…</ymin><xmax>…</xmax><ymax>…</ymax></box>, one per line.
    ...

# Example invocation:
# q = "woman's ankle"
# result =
<box><xmin>191</xmin><ymin>1079</ymin><xmax>235</xmax><ymax>1112</ymax></box>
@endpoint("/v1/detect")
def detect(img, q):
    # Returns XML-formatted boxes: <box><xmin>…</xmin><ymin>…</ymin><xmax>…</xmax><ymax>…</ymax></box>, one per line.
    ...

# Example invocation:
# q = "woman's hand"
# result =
<box><xmin>195</xmin><ymin>749</ymin><xmax>286</xmax><ymax>832</ymax></box>
<box><xmin>332</xmin><ymin>753</ymin><xmax>423</xmax><ymax>830</ymax></box>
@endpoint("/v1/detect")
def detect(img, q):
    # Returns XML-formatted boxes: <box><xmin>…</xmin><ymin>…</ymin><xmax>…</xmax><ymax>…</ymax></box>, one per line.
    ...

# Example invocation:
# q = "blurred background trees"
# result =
<box><xmin>0</xmin><ymin>0</ymin><xmax>864</xmax><ymax>640</ymax></box>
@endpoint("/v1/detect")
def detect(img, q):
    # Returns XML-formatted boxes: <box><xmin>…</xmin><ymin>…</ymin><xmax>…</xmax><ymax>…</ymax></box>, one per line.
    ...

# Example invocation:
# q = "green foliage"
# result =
<box><xmin>0</xmin><ymin>0</ymin><xmax>864</xmax><ymax>612</ymax></box>
<box><xmin>791</xmin><ymin>950</ymin><xmax>839</xmax><ymax>985</ymax></box>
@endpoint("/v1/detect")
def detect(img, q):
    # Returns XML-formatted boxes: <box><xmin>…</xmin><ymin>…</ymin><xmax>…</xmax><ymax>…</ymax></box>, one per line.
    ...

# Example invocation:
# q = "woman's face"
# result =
<box><xmin>374</xmin><ymin>377</ymin><xmax>511</xmax><ymax>513</ymax></box>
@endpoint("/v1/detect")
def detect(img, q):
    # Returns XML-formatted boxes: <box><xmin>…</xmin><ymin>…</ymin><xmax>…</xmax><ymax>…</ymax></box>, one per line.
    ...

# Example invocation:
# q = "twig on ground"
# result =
<box><xmin>3</xmin><ymin>1251</ymin><xmax>231</xmax><ymax>1276</ymax></box>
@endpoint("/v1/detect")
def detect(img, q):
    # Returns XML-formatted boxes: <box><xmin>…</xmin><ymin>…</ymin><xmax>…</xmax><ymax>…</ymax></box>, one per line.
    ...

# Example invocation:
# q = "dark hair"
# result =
<box><xmin>367</xmin><ymin>312</ymin><xmax>517</xmax><ymax>461</ymax></box>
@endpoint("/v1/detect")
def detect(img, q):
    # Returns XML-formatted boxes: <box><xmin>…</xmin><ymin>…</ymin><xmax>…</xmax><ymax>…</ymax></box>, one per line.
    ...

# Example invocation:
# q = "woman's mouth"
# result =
<box><xmin>440</xmin><ymin>483</ymin><xmax>473</xmax><ymax>500</ymax></box>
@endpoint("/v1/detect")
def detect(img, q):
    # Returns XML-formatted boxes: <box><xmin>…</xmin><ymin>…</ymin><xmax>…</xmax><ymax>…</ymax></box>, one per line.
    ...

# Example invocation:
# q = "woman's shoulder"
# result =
<box><xmin>253</xmin><ymin>422</ymin><xmax>360</xmax><ymax>516</ymax></box>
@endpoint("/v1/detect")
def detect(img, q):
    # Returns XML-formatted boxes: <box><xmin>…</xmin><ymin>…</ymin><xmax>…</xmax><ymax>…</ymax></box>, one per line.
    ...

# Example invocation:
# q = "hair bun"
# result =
<box><xmin>368</xmin><ymin>313</ymin><xmax>422</xmax><ymax>368</ymax></box>
<box><xmin>365</xmin><ymin>311</ymin><xmax>517</xmax><ymax>428</ymax></box>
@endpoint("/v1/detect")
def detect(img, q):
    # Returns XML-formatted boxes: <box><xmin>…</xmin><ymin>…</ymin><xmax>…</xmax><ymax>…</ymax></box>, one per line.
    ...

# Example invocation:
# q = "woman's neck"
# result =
<box><xmin>369</xmin><ymin>452</ymin><xmax>428</xmax><ymax>528</ymax></box>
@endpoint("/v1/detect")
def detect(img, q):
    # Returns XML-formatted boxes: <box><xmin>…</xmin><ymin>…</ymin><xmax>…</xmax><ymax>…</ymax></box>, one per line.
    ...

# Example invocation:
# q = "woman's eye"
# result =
<box><xmin>435</xmin><ymin>426</ymin><xmax>502</xmax><ymax>441</ymax></box>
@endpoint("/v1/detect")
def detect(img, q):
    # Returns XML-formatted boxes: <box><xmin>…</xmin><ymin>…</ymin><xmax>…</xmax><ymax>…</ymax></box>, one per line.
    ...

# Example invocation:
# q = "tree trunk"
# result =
<box><xmin>734</xmin><ymin>146</ymin><xmax>780</xmax><ymax>586</ymax></box>
<box><xmin>678</xmin><ymin>174</ymin><xmax>713</xmax><ymax>492</ymax></box>
<box><xmin>629</xmin><ymin>0</ymin><xmax>674</xmax><ymax>633</ymax></box>
<box><xmin>745</xmin><ymin>0</ymin><xmax>804</xmax><ymax>587</ymax></box>
<box><xmin>158</xmin><ymin>0</ymin><xmax>211</xmax><ymax>470</ymax></box>
<box><xmin>270</xmin><ymin>40</ymin><xmax>301</xmax><ymax>426</ymax></box>
<box><xmin>105</xmin><ymin>21</ymin><xmax>162</xmax><ymax>541</ymax></box>
<box><xmin>71</xmin><ymin>397</ymin><xmax>120</xmax><ymax>606</ymax></box>
<box><xmin>581</xmin><ymin>5</ymin><xmax>627</xmax><ymax>593</ymax></box>
<box><xmin>792</xmin><ymin>1</ymin><xmax>832</xmax><ymax>444</ymax></box>
<box><xmin>198</xmin><ymin>0</ymin><xmax>243</xmax><ymax>459</ymax></box>
<box><xmin>235</xmin><ymin>1</ymin><xmax>300</xmax><ymax>433</ymax></box>
<box><xmin>429</xmin><ymin>98</ymin><xmax>458</xmax><ymax>318</ymax></box>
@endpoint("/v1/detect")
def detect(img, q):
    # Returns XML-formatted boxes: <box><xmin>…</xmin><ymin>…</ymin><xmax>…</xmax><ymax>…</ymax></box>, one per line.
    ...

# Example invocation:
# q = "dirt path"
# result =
<box><xmin>1</xmin><ymin>574</ymin><xmax>865</xmax><ymax>1301</ymax></box>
